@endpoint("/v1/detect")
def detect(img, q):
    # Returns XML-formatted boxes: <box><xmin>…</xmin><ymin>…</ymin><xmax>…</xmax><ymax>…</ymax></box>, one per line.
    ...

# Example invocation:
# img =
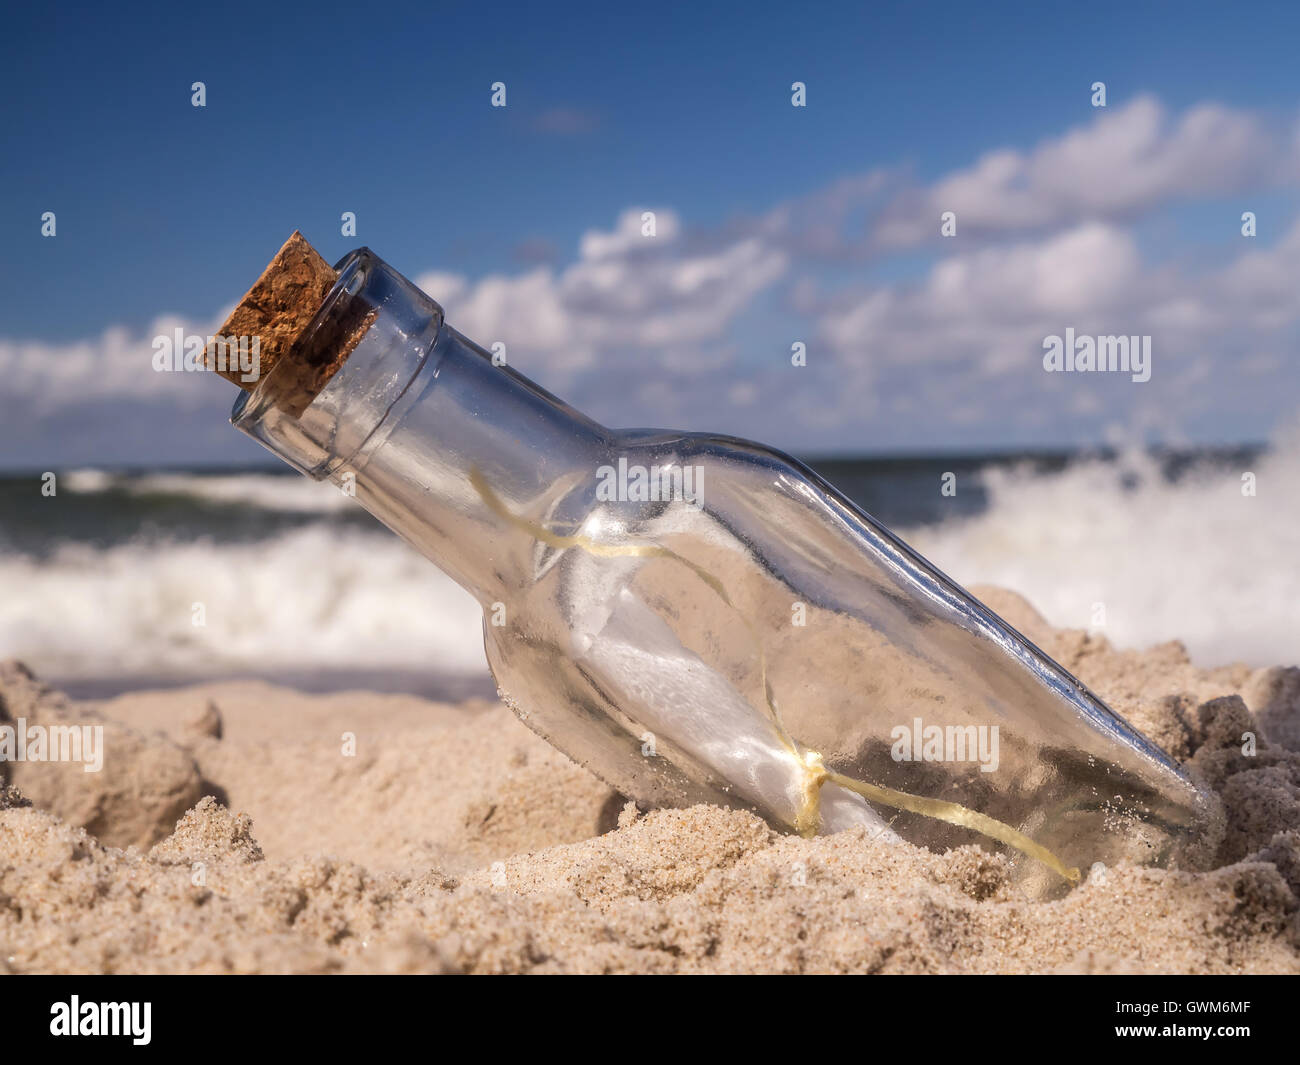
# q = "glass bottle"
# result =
<box><xmin>231</xmin><ymin>247</ymin><xmax>1215</xmax><ymax>897</ymax></box>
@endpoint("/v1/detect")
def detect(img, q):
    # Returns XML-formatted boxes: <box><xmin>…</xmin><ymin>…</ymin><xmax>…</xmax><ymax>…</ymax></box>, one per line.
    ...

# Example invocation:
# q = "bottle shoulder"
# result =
<box><xmin>609</xmin><ymin>428</ymin><xmax>812</xmax><ymax>478</ymax></box>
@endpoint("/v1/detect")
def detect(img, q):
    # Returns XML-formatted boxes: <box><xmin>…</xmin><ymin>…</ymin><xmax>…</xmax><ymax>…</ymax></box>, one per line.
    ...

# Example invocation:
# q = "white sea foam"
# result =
<box><xmin>62</xmin><ymin>469</ymin><xmax>354</xmax><ymax>513</ymax></box>
<box><xmin>903</xmin><ymin>433</ymin><xmax>1299</xmax><ymax>668</ymax></box>
<box><xmin>7</xmin><ymin>440</ymin><xmax>1296</xmax><ymax>684</ymax></box>
<box><xmin>0</xmin><ymin>526</ymin><xmax>487</xmax><ymax>680</ymax></box>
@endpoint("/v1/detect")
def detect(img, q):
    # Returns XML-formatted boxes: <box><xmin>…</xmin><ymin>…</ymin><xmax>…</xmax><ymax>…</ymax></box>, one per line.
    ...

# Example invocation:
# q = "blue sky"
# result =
<box><xmin>2</xmin><ymin>1</ymin><xmax>1299</xmax><ymax>467</ymax></box>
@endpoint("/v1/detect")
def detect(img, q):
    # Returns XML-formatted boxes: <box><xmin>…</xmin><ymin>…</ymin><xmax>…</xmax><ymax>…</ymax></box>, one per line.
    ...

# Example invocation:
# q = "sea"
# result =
<box><xmin>0</xmin><ymin>442</ymin><xmax>1294</xmax><ymax>699</ymax></box>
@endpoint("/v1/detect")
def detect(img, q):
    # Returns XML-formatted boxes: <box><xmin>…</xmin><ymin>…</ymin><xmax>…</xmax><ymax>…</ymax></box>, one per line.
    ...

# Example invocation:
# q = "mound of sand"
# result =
<box><xmin>2</xmin><ymin>589</ymin><xmax>1298</xmax><ymax>974</ymax></box>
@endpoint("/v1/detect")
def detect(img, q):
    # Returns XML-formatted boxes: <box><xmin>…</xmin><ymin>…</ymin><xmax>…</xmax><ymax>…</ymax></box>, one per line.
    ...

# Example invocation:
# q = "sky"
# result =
<box><xmin>2</xmin><ymin>0</ymin><xmax>1299</xmax><ymax>468</ymax></box>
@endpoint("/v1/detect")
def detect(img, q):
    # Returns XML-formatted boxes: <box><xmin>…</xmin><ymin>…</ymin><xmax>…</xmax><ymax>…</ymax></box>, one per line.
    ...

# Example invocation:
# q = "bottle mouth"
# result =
<box><xmin>231</xmin><ymin>248</ymin><xmax>445</xmax><ymax>478</ymax></box>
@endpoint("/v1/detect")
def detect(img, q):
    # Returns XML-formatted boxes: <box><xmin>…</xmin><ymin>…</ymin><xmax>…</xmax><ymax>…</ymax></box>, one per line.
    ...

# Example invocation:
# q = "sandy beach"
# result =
<box><xmin>1</xmin><ymin>586</ymin><xmax>1296</xmax><ymax>975</ymax></box>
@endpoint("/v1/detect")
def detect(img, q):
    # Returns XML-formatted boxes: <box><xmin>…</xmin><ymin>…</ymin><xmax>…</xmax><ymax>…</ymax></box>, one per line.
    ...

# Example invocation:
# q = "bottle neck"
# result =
<box><xmin>346</xmin><ymin>321</ymin><xmax>612</xmax><ymax>601</ymax></box>
<box><xmin>232</xmin><ymin>249</ymin><xmax>610</xmax><ymax>604</ymax></box>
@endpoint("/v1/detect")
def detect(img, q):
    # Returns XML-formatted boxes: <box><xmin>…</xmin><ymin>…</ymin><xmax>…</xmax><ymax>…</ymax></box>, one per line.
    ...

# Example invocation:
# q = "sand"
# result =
<box><xmin>1</xmin><ymin>586</ymin><xmax>1298</xmax><ymax>974</ymax></box>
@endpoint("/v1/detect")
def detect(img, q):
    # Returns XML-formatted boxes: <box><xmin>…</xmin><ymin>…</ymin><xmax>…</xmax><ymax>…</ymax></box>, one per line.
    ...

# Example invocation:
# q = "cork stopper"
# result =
<box><xmin>210</xmin><ymin>231</ymin><xmax>374</xmax><ymax>417</ymax></box>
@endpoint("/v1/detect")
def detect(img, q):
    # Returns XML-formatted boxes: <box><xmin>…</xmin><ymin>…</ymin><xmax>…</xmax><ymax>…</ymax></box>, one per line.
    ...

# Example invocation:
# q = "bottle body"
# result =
<box><xmin>233</xmin><ymin>248</ymin><xmax>1214</xmax><ymax>897</ymax></box>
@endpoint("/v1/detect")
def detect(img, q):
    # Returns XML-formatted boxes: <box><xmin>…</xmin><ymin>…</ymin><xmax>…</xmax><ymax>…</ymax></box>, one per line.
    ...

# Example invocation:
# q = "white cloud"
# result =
<box><xmin>4</xmin><ymin>98</ymin><xmax>1300</xmax><ymax>464</ymax></box>
<box><xmin>872</xmin><ymin>96</ymin><xmax>1284</xmax><ymax>248</ymax></box>
<box><xmin>818</xmin><ymin>223</ymin><xmax>1143</xmax><ymax>371</ymax></box>
<box><xmin>1215</xmin><ymin>214</ymin><xmax>1300</xmax><ymax>328</ymax></box>
<box><xmin>415</xmin><ymin>208</ymin><xmax>787</xmax><ymax>377</ymax></box>
<box><xmin>0</xmin><ymin>309</ymin><xmax>231</xmax><ymax>417</ymax></box>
